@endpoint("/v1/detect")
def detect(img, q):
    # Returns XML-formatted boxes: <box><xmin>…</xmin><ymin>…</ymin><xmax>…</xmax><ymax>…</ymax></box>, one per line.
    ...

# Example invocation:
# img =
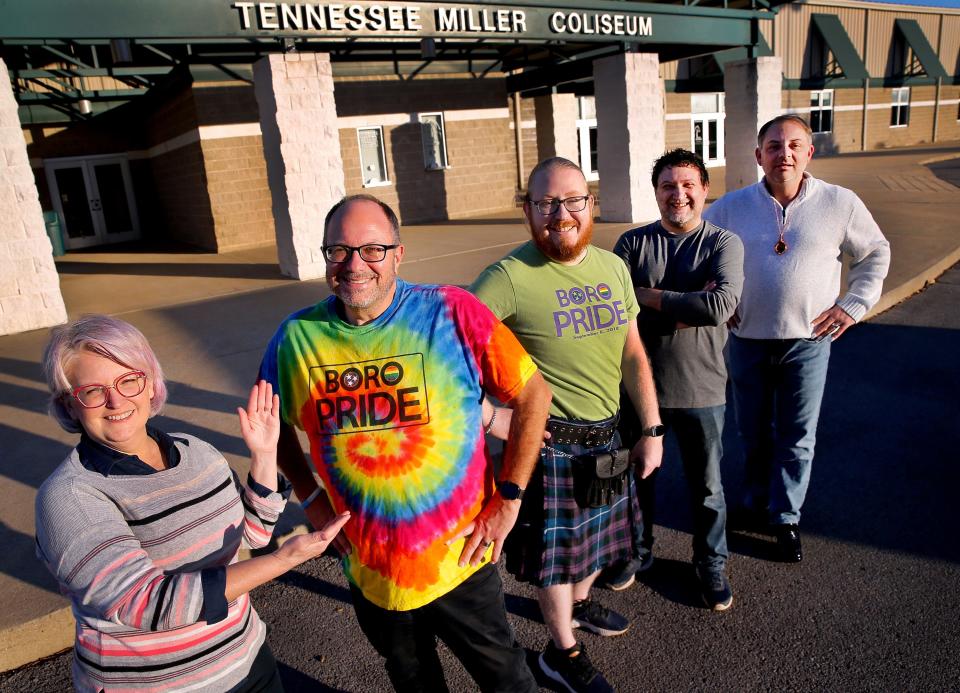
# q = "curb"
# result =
<box><xmin>0</xmin><ymin>524</ymin><xmax>314</xmax><ymax>674</ymax></box>
<box><xmin>864</xmin><ymin>246</ymin><xmax>960</xmax><ymax>321</ymax></box>
<box><xmin>0</xmin><ymin>606</ymin><xmax>73</xmax><ymax>673</ymax></box>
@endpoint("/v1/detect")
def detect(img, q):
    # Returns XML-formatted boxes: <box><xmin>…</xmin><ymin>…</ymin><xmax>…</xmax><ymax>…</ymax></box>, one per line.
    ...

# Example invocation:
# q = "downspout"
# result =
<box><xmin>860</xmin><ymin>8</ymin><xmax>870</xmax><ymax>151</ymax></box>
<box><xmin>512</xmin><ymin>91</ymin><xmax>524</xmax><ymax>192</ymax></box>
<box><xmin>932</xmin><ymin>14</ymin><xmax>944</xmax><ymax>143</ymax></box>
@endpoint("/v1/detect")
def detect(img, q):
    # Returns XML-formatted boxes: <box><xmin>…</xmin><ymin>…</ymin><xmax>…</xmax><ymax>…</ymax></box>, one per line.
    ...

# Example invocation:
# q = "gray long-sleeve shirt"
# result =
<box><xmin>614</xmin><ymin>220</ymin><xmax>744</xmax><ymax>408</ymax></box>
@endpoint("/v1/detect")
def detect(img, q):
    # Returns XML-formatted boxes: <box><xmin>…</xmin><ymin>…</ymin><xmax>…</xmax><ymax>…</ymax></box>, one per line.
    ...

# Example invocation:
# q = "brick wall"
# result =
<box><xmin>201</xmin><ymin>136</ymin><xmax>275</xmax><ymax>251</ymax></box>
<box><xmin>336</xmin><ymin>75</ymin><xmax>518</xmax><ymax>223</ymax></box>
<box><xmin>869</xmin><ymin>85</ymin><xmax>939</xmax><ymax>150</ymax></box>
<box><xmin>148</xmin><ymin>141</ymin><xmax>217</xmax><ymax>249</ymax></box>
<box><xmin>784</xmin><ymin>85</ymin><xmax>960</xmax><ymax>153</ymax></box>
<box><xmin>665</xmin><ymin>92</ymin><xmax>691</xmax><ymax>151</ymax></box>
<box><xmin>934</xmin><ymin>85</ymin><xmax>960</xmax><ymax>143</ymax></box>
<box><xmin>193</xmin><ymin>84</ymin><xmax>275</xmax><ymax>250</ymax></box>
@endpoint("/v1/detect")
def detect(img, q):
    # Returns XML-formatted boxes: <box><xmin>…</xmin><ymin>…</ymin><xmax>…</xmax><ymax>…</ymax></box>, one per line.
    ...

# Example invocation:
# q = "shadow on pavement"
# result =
<box><xmin>649</xmin><ymin>319</ymin><xmax>960</xmax><ymax>567</ymax></box>
<box><xmin>55</xmin><ymin>261</ymin><xmax>286</xmax><ymax>281</ymax></box>
<box><xmin>278</xmin><ymin>662</ymin><xmax>349</xmax><ymax>693</ymax></box>
<box><xmin>274</xmin><ymin>565</ymin><xmax>353</xmax><ymax>606</ymax></box>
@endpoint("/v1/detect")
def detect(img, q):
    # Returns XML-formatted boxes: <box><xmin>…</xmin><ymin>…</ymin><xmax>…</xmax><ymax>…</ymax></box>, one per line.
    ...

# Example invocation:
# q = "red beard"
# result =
<box><xmin>532</xmin><ymin>221</ymin><xmax>594</xmax><ymax>263</ymax></box>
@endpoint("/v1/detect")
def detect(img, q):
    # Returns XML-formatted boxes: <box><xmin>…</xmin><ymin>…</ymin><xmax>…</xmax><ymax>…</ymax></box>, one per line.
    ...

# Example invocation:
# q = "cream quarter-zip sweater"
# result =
<box><xmin>704</xmin><ymin>172</ymin><xmax>890</xmax><ymax>340</ymax></box>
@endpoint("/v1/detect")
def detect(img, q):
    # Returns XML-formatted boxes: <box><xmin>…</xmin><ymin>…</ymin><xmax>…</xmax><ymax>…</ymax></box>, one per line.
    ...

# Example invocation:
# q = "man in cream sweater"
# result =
<box><xmin>703</xmin><ymin>115</ymin><xmax>890</xmax><ymax>563</ymax></box>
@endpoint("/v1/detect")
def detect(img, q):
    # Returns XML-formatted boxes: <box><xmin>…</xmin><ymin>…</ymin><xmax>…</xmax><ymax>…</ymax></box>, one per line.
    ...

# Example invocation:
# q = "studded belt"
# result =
<box><xmin>546</xmin><ymin>414</ymin><xmax>619</xmax><ymax>447</ymax></box>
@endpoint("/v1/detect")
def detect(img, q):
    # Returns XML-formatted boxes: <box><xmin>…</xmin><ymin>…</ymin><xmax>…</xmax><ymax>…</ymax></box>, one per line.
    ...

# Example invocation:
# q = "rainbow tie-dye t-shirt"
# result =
<box><xmin>259</xmin><ymin>280</ymin><xmax>538</xmax><ymax>611</ymax></box>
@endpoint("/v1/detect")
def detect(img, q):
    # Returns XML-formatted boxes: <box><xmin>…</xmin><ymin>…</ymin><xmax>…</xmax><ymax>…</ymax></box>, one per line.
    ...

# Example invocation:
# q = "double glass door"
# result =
<box><xmin>44</xmin><ymin>156</ymin><xmax>140</xmax><ymax>250</ymax></box>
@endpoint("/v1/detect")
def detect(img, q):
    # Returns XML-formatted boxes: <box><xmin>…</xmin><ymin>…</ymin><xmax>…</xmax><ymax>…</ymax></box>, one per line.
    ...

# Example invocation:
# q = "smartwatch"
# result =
<box><xmin>642</xmin><ymin>424</ymin><xmax>666</xmax><ymax>438</ymax></box>
<box><xmin>497</xmin><ymin>481</ymin><xmax>525</xmax><ymax>501</ymax></box>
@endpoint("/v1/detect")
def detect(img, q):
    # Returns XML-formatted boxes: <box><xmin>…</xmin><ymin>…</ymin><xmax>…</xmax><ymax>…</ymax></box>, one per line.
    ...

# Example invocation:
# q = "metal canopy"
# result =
<box><xmin>809</xmin><ymin>13</ymin><xmax>868</xmax><ymax>82</ymax></box>
<box><xmin>894</xmin><ymin>19</ymin><xmax>946</xmax><ymax>80</ymax></box>
<box><xmin>2</xmin><ymin>0</ymin><xmax>788</xmax><ymax>121</ymax></box>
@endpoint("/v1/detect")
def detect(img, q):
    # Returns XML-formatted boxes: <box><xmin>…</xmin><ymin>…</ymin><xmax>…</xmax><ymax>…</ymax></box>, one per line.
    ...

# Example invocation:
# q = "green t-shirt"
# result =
<box><xmin>471</xmin><ymin>241</ymin><xmax>639</xmax><ymax>421</ymax></box>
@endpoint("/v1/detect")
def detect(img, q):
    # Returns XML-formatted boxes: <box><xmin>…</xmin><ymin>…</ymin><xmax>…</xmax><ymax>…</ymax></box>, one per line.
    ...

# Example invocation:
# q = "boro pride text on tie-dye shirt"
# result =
<box><xmin>260</xmin><ymin>280</ymin><xmax>537</xmax><ymax>610</ymax></box>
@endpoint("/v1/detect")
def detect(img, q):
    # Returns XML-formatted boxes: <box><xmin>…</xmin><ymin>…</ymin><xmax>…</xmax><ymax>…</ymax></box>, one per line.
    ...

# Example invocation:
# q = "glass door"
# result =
<box><xmin>692</xmin><ymin>117</ymin><xmax>722</xmax><ymax>164</ymax></box>
<box><xmin>45</xmin><ymin>155</ymin><xmax>140</xmax><ymax>249</ymax></box>
<box><xmin>690</xmin><ymin>93</ymin><xmax>726</xmax><ymax>167</ymax></box>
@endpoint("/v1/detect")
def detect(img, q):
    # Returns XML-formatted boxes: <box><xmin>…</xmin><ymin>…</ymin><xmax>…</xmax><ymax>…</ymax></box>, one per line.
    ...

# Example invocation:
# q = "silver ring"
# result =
<box><xmin>483</xmin><ymin>540</ymin><xmax>493</xmax><ymax>548</ymax></box>
<box><xmin>830</xmin><ymin>322</ymin><xmax>841</xmax><ymax>328</ymax></box>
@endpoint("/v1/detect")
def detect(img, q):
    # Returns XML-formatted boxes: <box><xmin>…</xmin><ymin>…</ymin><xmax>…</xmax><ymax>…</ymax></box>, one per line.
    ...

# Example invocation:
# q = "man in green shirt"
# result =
<box><xmin>471</xmin><ymin>157</ymin><xmax>663</xmax><ymax>693</ymax></box>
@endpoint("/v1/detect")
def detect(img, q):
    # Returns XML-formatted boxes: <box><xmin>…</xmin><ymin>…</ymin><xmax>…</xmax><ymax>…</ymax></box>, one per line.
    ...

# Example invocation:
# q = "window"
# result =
<box><xmin>576</xmin><ymin>96</ymin><xmax>599</xmax><ymax>181</ymax></box>
<box><xmin>890</xmin><ymin>87</ymin><xmax>910</xmax><ymax>128</ymax></box>
<box><xmin>357</xmin><ymin>126</ymin><xmax>388</xmax><ymax>186</ymax></box>
<box><xmin>810</xmin><ymin>90</ymin><xmax>833</xmax><ymax>134</ymax></box>
<box><xmin>690</xmin><ymin>93</ymin><xmax>725</xmax><ymax>166</ymax></box>
<box><xmin>419</xmin><ymin>113</ymin><xmax>448</xmax><ymax>170</ymax></box>
<box><xmin>691</xmin><ymin>93</ymin><xmax>723</xmax><ymax>115</ymax></box>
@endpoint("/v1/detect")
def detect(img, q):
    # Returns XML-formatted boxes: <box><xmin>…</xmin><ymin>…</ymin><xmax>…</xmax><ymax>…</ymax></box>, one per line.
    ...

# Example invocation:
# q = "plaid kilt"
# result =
<box><xmin>505</xmin><ymin>433</ymin><xmax>638</xmax><ymax>587</ymax></box>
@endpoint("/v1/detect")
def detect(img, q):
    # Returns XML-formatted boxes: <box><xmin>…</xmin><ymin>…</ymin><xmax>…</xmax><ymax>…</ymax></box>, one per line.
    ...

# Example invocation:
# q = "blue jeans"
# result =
<box><xmin>727</xmin><ymin>334</ymin><xmax>832</xmax><ymax>525</ymax></box>
<box><xmin>630</xmin><ymin>407</ymin><xmax>728</xmax><ymax>569</ymax></box>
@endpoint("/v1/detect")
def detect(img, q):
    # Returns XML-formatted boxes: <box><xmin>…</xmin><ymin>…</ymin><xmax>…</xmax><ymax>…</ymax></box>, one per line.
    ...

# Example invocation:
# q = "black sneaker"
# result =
<box><xmin>695</xmin><ymin>564</ymin><xmax>734</xmax><ymax>611</ymax></box>
<box><xmin>597</xmin><ymin>552</ymin><xmax>654</xmax><ymax>591</ymax></box>
<box><xmin>571</xmin><ymin>599</ymin><xmax>629</xmax><ymax>636</ymax></box>
<box><xmin>539</xmin><ymin>641</ymin><xmax>614</xmax><ymax>693</ymax></box>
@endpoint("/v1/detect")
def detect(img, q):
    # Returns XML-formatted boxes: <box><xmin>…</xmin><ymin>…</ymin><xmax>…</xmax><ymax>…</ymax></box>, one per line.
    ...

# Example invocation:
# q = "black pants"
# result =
<box><xmin>227</xmin><ymin>641</ymin><xmax>284</xmax><ymax>693</ymax></box>
<box><xmin>350</xmin><ymin>564</ymin><xmax>537</xmax><ymax>693</ymax></box>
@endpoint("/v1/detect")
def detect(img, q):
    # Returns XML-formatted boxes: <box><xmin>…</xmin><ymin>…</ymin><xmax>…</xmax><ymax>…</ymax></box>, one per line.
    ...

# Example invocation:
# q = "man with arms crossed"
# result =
<box><xmin>704</xmin><ymin>115</ymin><xmax>889</xmax><ymax>562</ymax></box>
<box><xmin>260</xmin><ymin>194</ymin><xmax>551</xmax><ymax>691</ymax></box>
<box><xmin>608</xmin><ymin>148</ymin><xmax>743</xmax><ymax>610</ymax></box>
<box><xmin>472</xmin><ymin>157</ymin><xmax>663</xmax><ymax>693</ymax></box>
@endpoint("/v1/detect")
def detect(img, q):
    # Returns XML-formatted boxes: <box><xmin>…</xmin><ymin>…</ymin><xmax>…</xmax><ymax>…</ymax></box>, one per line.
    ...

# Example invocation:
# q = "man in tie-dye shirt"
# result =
<box><xmin>259</xmin><ymin>194</ymin><xmax>551</xmax><ymax>692</ymax></box>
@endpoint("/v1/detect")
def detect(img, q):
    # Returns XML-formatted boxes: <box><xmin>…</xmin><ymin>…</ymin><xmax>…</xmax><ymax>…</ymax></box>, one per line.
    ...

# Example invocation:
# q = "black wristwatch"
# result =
<box><xmin>497</xmin><ymin>481</ymin><xmax>525</xmax><ymax>501</ymax></box>
<box><xmin>642</xmin><ymin>424</ymin><xmax>666</xmax><ymax>438</ymax></box>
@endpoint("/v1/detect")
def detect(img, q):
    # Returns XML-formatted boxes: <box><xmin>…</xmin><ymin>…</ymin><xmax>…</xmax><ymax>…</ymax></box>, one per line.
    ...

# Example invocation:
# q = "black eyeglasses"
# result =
<box><xmin>69</xmin><ymin>371</ymin><xmax>147</xmax><ymax>408</ymax></box>
<box><xmin>530</xmin><ymin>195</ymin><xmax>591</xmax><ymax>215</ymax></box>
<box><xmin>322</xmin><ymin>244</ymin><xmax>399</xmax><ymax>263</ymax></box>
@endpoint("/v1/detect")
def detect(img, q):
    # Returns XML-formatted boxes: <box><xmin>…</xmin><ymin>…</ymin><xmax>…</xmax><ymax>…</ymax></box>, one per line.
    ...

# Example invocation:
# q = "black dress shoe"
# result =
<box><xmin>774</xmin><ymin>524</ymin><xmax>802</xmax><ymax>563</ymax></box>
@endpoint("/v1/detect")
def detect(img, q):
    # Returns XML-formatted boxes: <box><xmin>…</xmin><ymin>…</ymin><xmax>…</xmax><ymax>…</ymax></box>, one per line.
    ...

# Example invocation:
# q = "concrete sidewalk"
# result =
<box><xmin>1</xmin><ymin>143</ymin><xmax>958</xmax><ymax>672</ymax></box>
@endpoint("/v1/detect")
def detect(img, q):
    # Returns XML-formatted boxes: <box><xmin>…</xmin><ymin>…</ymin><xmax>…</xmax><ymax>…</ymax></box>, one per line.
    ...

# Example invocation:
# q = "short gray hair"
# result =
<box><xmin>42</xmin><ymin>315</ymin><xmax>168</xmax><ymax>433</ymax></box>
<box><xmin>323</xmin><ymin>194</ymin><xmax>401</xmax><ymax>245</ymax></box>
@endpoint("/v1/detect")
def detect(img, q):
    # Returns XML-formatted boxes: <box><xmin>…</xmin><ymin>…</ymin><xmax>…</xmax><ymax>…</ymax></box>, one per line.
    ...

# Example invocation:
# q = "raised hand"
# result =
<box><xmin>238</xmin><ymin>380</ymin><xmax>280</xmax><ymax>458</ymax></box>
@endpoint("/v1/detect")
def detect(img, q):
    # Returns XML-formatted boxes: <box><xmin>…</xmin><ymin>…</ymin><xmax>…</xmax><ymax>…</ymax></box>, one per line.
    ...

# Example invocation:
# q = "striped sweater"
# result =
<box><xmin>35</xmin><ymin>430</ymin><xmax>287</xmax><ymax>692</ymax></box>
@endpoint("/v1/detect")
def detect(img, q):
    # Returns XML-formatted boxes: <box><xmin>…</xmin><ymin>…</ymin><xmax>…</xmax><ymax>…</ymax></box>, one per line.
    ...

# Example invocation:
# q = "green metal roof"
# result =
<box><xmin>810</xmin><ymin>13</ymin><xmax>868</xmax><ymax>81</ymax></box>
<box><xmin>2</xmin><ymin>0</ymin><xmax>790</xmax><ymax>121</ymax></box>
<box><xmin>894</xmin><ymin>18</ymin><xmax>946</xmax><ymax>80</ymax></box>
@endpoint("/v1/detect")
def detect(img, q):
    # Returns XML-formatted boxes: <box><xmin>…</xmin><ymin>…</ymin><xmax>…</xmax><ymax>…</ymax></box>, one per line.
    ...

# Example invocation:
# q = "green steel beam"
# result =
<box><xmin>14</xmin><ymin>66</ymin><xmax>175</xmax><ymax>78</ymax></box>
<box><xmin>0</xmin><ymin>0</ymin><xmax>769</xmax><ymax>43</ymax></box>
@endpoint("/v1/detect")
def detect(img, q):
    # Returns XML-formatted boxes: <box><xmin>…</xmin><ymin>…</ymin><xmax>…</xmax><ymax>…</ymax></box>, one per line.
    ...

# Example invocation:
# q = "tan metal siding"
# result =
<box><xmin>771</xmin><ymin>4</ymin><xmax>866</xmax><ymax>79</ymax></box>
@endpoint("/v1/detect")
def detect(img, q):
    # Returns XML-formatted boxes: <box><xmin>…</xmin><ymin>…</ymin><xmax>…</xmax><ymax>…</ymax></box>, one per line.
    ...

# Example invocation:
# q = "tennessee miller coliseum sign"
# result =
<box><xmin>231</xmin><ymin>2</ymin><xmax>654</xmax><ymax>40</ymax></box>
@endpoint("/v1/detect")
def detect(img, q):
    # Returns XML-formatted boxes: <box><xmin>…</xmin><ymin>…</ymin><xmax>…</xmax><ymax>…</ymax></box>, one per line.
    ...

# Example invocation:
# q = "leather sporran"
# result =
<box><xmin>572</xmin><ymin>447</ymin><xmax>631</xmax><ymax>508</ymax></box>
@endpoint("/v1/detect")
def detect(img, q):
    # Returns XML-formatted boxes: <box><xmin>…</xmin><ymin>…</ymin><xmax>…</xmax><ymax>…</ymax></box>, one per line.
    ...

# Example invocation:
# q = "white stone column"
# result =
<box><xmin>534</xmin><ymin>93</ymin><xmax>579</xmax><ymax>163</ymax></box>
<box><xmin>254</xmin><ymin>53</ymin><xmax>344</xmax><ymax>280</ymax></box>
<box><xmin>723</xmin><ymin>56</ymin><xmax>782</xmax><ymax>193</ymax></box>
<box><xmin>593</xmin><ymin>53</ymin><xmax>664</xmax><ymax>224</ymax></box>
<box><xmin>0</xmin><ymin>58</ymin><xmax>67</xmax><ymax>336</ymax></box>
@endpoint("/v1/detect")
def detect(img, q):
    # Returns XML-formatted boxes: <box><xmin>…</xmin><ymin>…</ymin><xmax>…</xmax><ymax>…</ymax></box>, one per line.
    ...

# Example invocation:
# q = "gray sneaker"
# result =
<box><xmin>598</xmin><ymin>552</ymin><xmax>654</xmax><ymax>591</ymax></box>
<box><xmin>695</xmin><ymin>564</ymin><xmax>733</xmax><ymax>611</ymax></box>
<box><xmin>571</xmin><ymin>599</ymin><xmax>630</xmax><ymax>636</ymax></box>
<box><xmin>539</xmin><ymin>641</ymin><xmax>614</xmax><ymax>693</ymax></box>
